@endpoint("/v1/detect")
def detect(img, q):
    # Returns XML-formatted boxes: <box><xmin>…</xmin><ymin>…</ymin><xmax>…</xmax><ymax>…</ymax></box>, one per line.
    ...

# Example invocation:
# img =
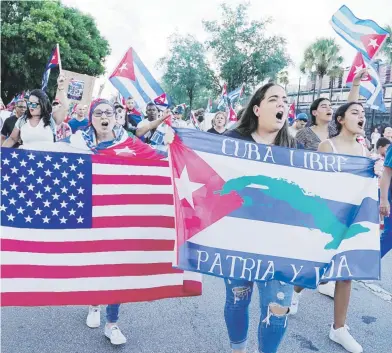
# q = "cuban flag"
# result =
<box><xmin>153</xmin><ymin>93</ymin><xmax>170</xmax><ymax>111</ymax></box>
<box><xmin>42</xmin><ymin>44</ymin><xmax>61</xmax><ymax>92</ymax></box>
<box><xmin>331</xmin><ymin>5</ymin><xmax>389</xmax><ymax>60</ymax></box>
<box><xmin>189</xmin><ymin>111</ymin><xmax>200</xmax><ymax>130</ymax></box>
<box><xmin>346</xmin><ymin>53</ymin><xmax>386</xmax><ymax>111</ymax></box>
<box><xmin>228</xmin><ymin>84</ymin><xmax>245</xmax><ymax>104</ymax></box>
<box><xmin>109</xmin><ymin>48</ymin><xmax>167</xmax><ymax>111</ymax></box>
<box><xmin>288</xmin><ymin>102</ymin><xmax>296</xmax><ymax>125</ymax></box>
<box><xmin>169</xmin><ymin>129</ymin><xmax>380</xmax><ymax>288</ymax></box>
<box><xmin>216</xmin><ymin>83</ymin><xmax>228</xmax><ymax>110</ymax></box>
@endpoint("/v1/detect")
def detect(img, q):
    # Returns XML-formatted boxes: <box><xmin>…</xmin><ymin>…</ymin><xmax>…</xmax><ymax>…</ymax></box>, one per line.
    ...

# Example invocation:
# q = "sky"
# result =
<box><xmin>62</xmin><ymin>0</ymin><xmax>391</xmax><ymax>97</ymax></box>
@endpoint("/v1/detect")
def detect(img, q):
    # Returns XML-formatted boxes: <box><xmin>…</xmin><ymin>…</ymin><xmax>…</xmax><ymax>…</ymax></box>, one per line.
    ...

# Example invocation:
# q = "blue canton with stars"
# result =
<box><xmin>1</xmin><ymin>148</ymin><xmax>92</xmax><ymax>229</ymax></box>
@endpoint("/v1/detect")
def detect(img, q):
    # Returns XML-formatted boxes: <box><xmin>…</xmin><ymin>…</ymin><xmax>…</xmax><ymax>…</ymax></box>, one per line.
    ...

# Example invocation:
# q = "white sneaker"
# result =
<box><xmin>86</xmin><ymin>305</ymin><xmax>101</xmax><ymax>328</ymax></box>
<box><xmin>104</xmin><ymin>324</ymin><xmax>127</xmax><ymax>345</ymax></box>
<box><xmin>318</xmin><ymin>281</ymin><xmax>335</xmax><ymax>298</ymax></box>
<box><xmin>329</xmin><ymin>324</ymin><xmax>363</xmax><ymax>353</ymax></box>
<box><xmin>289</xmin><ymin>291</ymin><xmax>301</xmax><ymax>315</ymax></box>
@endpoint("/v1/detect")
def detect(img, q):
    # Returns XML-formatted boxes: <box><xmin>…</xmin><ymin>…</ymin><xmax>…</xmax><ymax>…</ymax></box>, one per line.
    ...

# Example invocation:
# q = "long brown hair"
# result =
<box><xmin>235</xmin><ymin>83</ymin><xmax>296</xmax><ymax>148</ymax></box>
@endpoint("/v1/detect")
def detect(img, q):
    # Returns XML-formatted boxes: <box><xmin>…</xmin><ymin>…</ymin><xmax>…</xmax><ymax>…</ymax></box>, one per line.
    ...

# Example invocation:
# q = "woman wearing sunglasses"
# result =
<box><xmin>2</xmin><ymin>75</ymin><xmax>68</xmax><ymax>148</ymax></box>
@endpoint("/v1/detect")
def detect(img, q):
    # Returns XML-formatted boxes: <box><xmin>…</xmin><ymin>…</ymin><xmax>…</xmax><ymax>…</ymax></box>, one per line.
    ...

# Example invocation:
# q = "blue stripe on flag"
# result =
<box><xmin>174</xmin><ymin>129</ymin><xmax>375</xmax><ymax>178</ymax></box>
<box><xmin>132</xmin><ymin>50</ymin><xmax>164</xmax><ymax>98</ymax></box>
<box><xmin>178</xmin><ymin>243</ymin><xmax>380</xmax><ymax>289</ymax></box>
<box><xmin>331</xmin><ymin>16</ymin><xmax>362</xmax><ymax>41</ymax></box>
<box><xmin>228</xmin><ymin>188</ymin><xmax>378</xmax><ymax>226</ymax></box>
<box><xmin>339</xmin><ymin>5</ymin><xmax>389</xmax><ymax>34</ymax></box>
<box><xmin>110</xmin><ymin>76</ymin><xmax>150</xmax><ymax>105</ymax></box>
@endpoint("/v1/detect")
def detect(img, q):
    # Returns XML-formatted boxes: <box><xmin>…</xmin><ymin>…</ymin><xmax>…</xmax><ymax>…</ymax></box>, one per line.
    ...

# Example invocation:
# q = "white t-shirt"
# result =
<box><xmin>15</xmin><ymin>118</ymin><xmax>55</xmax><ymax>146</ymax></box>
<box><xmin>289</xmin><ymin>126</ymin><xmax>298</xmax><ymax>137</ymax></box>
<box><xmin>371</xmin><ymin>132</ymin><xmax>381</xmax><ymax>145</ymax></box>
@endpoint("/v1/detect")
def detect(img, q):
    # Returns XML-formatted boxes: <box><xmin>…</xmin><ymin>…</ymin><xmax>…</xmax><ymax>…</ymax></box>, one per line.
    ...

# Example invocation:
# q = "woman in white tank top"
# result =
<box><xmin>315</xmin><ymin>102</ymin><xmax>369</xmax><ymax>353</ymax></box>
<box><xmin>3</xmin><ymin>74</ymin><xmax>68</xmax><ymax>148</ymax></box>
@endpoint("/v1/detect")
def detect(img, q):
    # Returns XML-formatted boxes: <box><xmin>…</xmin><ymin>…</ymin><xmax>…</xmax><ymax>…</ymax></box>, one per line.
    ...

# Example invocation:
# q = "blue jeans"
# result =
<box><xmin>224</xmin><ymin>279</ymin><xmax>293</xmax><ymax>353</ymax></box>
<box><xmin>106</xmin><ymin>304</ymin><xmax>120</xmax><ymax>323</ymax></box>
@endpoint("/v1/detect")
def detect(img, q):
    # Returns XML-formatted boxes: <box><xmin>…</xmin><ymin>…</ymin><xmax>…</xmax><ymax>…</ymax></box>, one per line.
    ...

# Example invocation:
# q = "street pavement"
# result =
<box><xmin>2</xmin><ymin>252</ymin><xmax>391</xmax><ymax>353</ymax></box>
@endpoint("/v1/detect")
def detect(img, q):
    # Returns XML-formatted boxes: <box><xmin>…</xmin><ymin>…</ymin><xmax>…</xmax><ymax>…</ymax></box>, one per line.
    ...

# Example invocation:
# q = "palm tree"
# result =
<box><xmin>381</xmin><ymin>25</ymin><xmax>392</xmax><ymax>64</ymax></box>
<box><xmin>328</xmin><ymin>65</ymin><xmax>344</xmax><ymax>100</ymax></box>
<box><xmin>300</xmin><ymin>38</ymin><xmax>344</xmax><ymax>99</ymax></box>
<box><xmin>277</xmin><ymin>70</ymin><xmax>289</xmax><ymax>90</ymax></box>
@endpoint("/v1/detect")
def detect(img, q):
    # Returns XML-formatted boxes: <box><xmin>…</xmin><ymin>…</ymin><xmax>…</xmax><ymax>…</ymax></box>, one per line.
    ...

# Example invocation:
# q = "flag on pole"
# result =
<box><xmin>228</xmin><ymin>84</ymin><xmax>245</xmax><ymax>103</ymax></box>
<box><xmin>109</xmin><ymin>48</ymin><xmax>167</xmax><ymax>111</ymax></box>
<box><xmin>189</xmin><ymin>111</ymin><xmax>200</xmax><ymax>130</ymax></box>
<box><xmin>216</xmin><ymin>84</ymin><xmax>228</xmax><ymax>110</ymax></box>
<box><xmin>346</xmin><ymin>53</ymin><xmax>386</xmax><ymax>111</ymax></box>
<box><xmin>331</xmin><ymin>5</ymin><xmax>389</xmax><ymax>60</ymax></box>
<box><xmin>288</xmin><ymin>102</ymin><xmax>296</xmax><ymax>124</ymax></box>
<box><xmin>205</xmin><ymin>98</ymin><xmax>212</xmax><ymax>113</ymax></box>
<box><xmin>42</xmin><ymin>44</ymin><xmax>61</xmax><ymax>92</ymax></box>
<box><xmin>1</xmin><ymin>147</ymin><xmax>202</xmax><ymax>306</ymax></box>
<box><xmin>169</xmin><ymin>129</ymin><xmax>380</xmax><ymax>288</ymax></box>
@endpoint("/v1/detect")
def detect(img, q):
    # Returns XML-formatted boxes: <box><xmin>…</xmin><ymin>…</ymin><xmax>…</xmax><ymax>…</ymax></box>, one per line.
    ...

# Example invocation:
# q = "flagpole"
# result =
<box><xmin>57</xmin><ymin>43</ymin><xmax>62</xmax><ymax>73</ymax></box>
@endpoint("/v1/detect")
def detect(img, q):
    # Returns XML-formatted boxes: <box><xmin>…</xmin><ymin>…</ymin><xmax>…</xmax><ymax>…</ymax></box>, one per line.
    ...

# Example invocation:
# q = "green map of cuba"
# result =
<box><xmin>218</xmin><ymin>175</ymin><xmax>370</xmax><ymax>250</ymax></box>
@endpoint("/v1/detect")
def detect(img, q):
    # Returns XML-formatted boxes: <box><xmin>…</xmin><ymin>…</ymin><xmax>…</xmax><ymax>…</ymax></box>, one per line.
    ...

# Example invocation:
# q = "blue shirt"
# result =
<box><xmin>68</xmin><ymin>118</ymin><xmax>89</xmax><ymax>133</ymax></box>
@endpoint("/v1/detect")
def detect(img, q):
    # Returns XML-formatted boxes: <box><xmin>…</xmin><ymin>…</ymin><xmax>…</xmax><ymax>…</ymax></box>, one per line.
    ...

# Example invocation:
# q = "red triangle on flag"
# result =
<box><xmin>228</xmin><ymin>105</ymin><xmax>237</xmax><ymax>122</ymax></box>
<box><xmin>288</xmin><ymin>102</ymin><xmax>295</xmax><ymax>120</ymax></box>
<box><xmin>169</xmin><ymin>136</ymin><xmax>243</xmax><ymax>248</ymax></box>
<box><xmin>110</xmin><ymin>48</ymin><xmax>136</xmax><ymax>81</ymax></box>
<box><xmin>346</xmin><ymin>52</ymin><xmax>371</xmax><ymax>84</ymax></box>
<box><xmin>154</xmin><ymin>93</ymin><xmax>167</xmax><ymax>105</ymax></box>
<box><xmin>360</xmin><ymin>34</ymin><xmax>388</xmax><ymax>59</ymax></box>
<box><xmin>50</xmin><ymin>47</ymin><xmax>60</xmax><ymax>66</ymax></box>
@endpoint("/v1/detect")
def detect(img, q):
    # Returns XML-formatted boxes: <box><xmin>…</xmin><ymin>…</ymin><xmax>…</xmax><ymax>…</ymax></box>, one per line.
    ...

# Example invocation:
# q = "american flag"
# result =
<box><xmin>1</xmin><ymin>147</ymin><xmax>201</xmax><ymax>306</ymax></box>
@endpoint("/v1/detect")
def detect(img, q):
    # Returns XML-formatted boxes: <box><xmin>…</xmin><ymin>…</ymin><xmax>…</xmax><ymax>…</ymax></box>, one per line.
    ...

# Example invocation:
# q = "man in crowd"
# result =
<box><xmin>289</xmin><ymin>113</ymin><xmax>308</xmax><ymax>137</ymax></box>
<box><xmin>383</xmin><ymin>127</ymin><xmax>392</xmax><ymax>141</ymax></box>
<box><xmin>1</xmin><ymin>97</ymin><xmax>27</xmax><ymax>145</ymax></box>
<box><xmin>172</xmin><ymin>106</ymin><xmax>188</xmax><ymax>128</ymax></box>
<box><xmin>68</xmin><ymin>104</ymin><xmax>89</xmax><ymax>133</ymax></box>
<box><xmin>125</xmin><ymin>97</ymin><xmax>142</xmax><ymax>130</ymax></box>
<box><xmin>136</xmin><ymin>102</ymin><xmax>170</xmax><ymax>151</ymax></box>
<box><xmin>52</xmin><ymin>99</ymin><xmax>72</xmax><ymax>140</ymax></box>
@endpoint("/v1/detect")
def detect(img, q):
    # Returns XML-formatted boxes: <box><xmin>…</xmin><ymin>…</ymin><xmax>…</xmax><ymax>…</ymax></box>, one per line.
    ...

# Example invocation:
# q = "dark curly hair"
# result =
<box><xmin>235</xmin><ymin>83</ymin><xmax>296</xmax><ymax>148</ymax></box>
<box><xmin>25</xmin><ymin>89</ymin><xmax>52</xmax><ymax>127</ymax></box>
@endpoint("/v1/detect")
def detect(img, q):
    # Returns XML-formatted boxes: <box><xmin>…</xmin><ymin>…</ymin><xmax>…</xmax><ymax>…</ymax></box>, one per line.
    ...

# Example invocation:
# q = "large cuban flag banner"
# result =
<box><xmin>169</xmin><ymin>129</ymin><xmax>380</xmax><ymax>289</ymax></box>
<box><xmin>331</xmin><ymin>5</ymin><xmax>389</xmax><ymax>61</ymax></box>
<box><xmin>109</xmin><ymin>48</ymin><xmax>167</xmax><ymax>111</ymax></box>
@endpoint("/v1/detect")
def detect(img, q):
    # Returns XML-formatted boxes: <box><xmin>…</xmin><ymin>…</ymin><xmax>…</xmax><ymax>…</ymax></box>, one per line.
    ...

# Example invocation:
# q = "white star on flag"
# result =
<box><xmin>77</xmin><ymin>157</ymin><xmax>84</xmax><ymax>164</ymax></box>
<box><xmin>368</xmin><ymin>38</ymin><xmax>379</xmax><ymax>49</ymax></box>
<box><xmin>119</xmin><ymin>63</ymin><xmax>128</xmax><ymax>72</ymax></box>
<box><xmin>354</xmin><ymin>65</ymin><xmax>365</xmax><ymax>74</ymax></box>
<box><xmin>20</xmin><ymin>160</ymin><xmax>27</xmax><ymax>167</ymax></box>
<box><xmin>52</xmin><ymin>209</ymin><xmax>59</xmax><ymax>216</ymax></box>
<box><xmin>174</xmin><ymin>166</ymin><xmax>204</xmax><ymax>209</ymax></box>
<box><xmin>114</xmin><ymin>146</ymin><xmax>136</xmax><ymax>155</ymax></box>
<box><xmin>77</xmin><ymin>216</ymin><xmax>84</xmax><ymax>223</ymax></box>
<box><xmin>7</xmin><ymin>214</ymin><xmax>15</xmax><ymax>221</ymax></box>
<box><xmin>25</xmin><ymin>215</ymin><xmax>33</xmax><ymax>223</ymax></box>
<box><xmin>11</xmin><ymin>151</ymin><xmax>18</xmax><ymax>159</ymax></box>
<box><xmin>43</xmin><ymin>216</ymin><xmax>50</xmax><ymax>223</ymax></box>
<box><xmin>61</xmin><ymin>156</ymin><xmax>68</xmax><ymax>163</ymax></box>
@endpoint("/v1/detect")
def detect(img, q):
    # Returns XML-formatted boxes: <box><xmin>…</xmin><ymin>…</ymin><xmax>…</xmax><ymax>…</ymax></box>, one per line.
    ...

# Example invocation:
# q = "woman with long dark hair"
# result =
<box><xmin>223</xmin><ymin>83</ymin><xmax>297</xmax><ymax>353</ymax></box>
<box><xmin>3</xmin><ymin>75</ymin><xmax>67</xmax><ymax>148</ymax></box>
<box><xmin>314</xmin><ymin>102</ymin><xmax>368</xmax><ymax>353</ymax></box>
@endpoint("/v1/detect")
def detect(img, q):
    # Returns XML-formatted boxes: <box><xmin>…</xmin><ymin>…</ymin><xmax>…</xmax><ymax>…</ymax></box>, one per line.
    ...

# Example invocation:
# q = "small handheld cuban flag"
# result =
<box><xmin>346</xmin><ymin>52</ymin><xmax>387</xmax><ymax>112</ymax></box>
<box><xmin>205</xmin><ymin>98</ymin><xmax>212</xmax><ymax>113</ymax></box>
<box><xmin>41</xmin><ymin>44</ymin><xmax>62</xmax><ymax>92</ymax></box>
<box><xmin>216</xmin><ymin>83</ymin><xmax>228</xmax><ymax>110</ymax></box>
<box><xmin>331</xmin><ymin>5</ymin><xmax>389</xmax><ymax>60</ymax></box>
<box><xmin>153</xmin><ymin>93</ymin><xmax>170</xmax><ymax>111</ymax></box>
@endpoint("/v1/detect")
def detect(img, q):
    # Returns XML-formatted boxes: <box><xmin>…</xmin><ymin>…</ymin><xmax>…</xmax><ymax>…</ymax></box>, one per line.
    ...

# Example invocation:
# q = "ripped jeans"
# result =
<box><xmin>224</xmin><ymin>279</ymin><xmax>293</xmax><ymax>353</ymax></box>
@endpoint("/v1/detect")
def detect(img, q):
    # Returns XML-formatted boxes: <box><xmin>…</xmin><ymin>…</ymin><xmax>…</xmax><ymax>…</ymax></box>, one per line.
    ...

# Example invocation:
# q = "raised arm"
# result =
<box><xmin>52</xmin><ymin>74</ymin><xmax>68</xmax><ymax>125</ymax></box>
<box><xmin>135</xmin><ymin>110</ymin><xmax>171</xmax><ymax>138</ymax></box>
<box><xmin>347</xmin><ymin>68</ymin><xmax>368</xmax><ymax>103</ymax></box>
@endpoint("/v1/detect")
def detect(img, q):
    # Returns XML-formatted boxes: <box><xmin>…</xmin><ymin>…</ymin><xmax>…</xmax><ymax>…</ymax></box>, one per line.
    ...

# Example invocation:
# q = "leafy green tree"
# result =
<box><xmin>300</xmin><ymin>38</ymin><xmax>344</xmax><ymax>99</ymax></box>
<box><xmin>380</xmin><ymin>25</ymin><xmax>392</xmax><ymax>64</ymax></box>
<box><xmin>203</xmin><ymin>2</ymin><xmax>290</xmax><ymax>92</ymax></box>
<box><xmin>158</xmin><ymin>34</ymin><xmax>217</xmax><ymax>110</ymax></box>
<box><xmin>1</xmin><ymin>0</ymin><xmax>110</xmax><ymax>102</ymax></box>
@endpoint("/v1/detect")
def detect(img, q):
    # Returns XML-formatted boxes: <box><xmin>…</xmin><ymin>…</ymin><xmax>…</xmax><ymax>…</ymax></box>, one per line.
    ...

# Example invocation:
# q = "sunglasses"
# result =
<box><xmin>93</xmin><ymin>110</ymin><xmax>114</xmax><ymax>118</ymax></box>
<box><xmin>16</xmin><ymin>105</ymin><xmax>27</xmax><ymax>109</ymax></box>
<box><xmin>27</xmin><ymin>102</ymin><xmax>40</xmax><ymax>109</ymax></box>
<box><xmin>52</xmin><ymin>102</ymin><xmax>60</xmax><ymax>107</ymax></box>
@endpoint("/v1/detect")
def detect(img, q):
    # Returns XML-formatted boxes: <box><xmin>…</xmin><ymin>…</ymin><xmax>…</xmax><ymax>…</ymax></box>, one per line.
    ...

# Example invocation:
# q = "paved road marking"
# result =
<box><xmin>357</xmin><ymin>281</ymin><xmax>392</xmax><ymax>303</ymax></box>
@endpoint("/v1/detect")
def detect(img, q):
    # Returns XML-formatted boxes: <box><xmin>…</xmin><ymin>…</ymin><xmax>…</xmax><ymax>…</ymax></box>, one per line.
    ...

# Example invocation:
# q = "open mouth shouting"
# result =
<box><xmin>276</xmin><ymin>111</ymin><xmax>284</xmax><ymax>121</ymax></box>
<box><xmin>357</xmin><ymin>120</ymin><xmax>364</xmax><ymax>129</ymax></box>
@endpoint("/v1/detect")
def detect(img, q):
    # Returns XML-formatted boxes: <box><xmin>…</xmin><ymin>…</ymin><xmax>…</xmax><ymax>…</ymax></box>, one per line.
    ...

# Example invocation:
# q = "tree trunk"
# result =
<box><xmin>329</xmin><ymin>79</ymin><xmax>334</xmax><ymax>100</ymax></box>
<box><xmin>317</xmin><ymin>75</ymin><xmax>323</xmax><ymax>99</ymax></box>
